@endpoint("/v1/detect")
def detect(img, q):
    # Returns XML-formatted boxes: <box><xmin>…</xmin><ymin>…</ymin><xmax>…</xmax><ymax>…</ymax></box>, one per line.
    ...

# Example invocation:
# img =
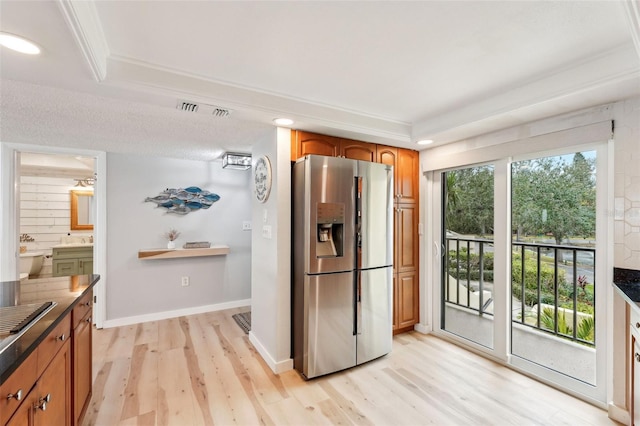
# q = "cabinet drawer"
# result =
<box><xmin>52</xmin><ymin>247</ymin><xmax>93</xmax><ymax>259</ymax></box>
<box><xmin>72</xmin><ymin>290</ymin><xmax>93</xmax><ymax>329</ymax></box>
<box><xmin>53</xmin><ymin>259</ymin><xmax>79</xmax><ymax>277</ymax></box>
<box><xmin>0</xmin><ymin>349</ymin><xmax>38</xmax><ymax>425</ymax></box>
<box><xmin>37</xmin><ymin>314</ymin><xmax>71</xmax><ymax>376</ymax></box>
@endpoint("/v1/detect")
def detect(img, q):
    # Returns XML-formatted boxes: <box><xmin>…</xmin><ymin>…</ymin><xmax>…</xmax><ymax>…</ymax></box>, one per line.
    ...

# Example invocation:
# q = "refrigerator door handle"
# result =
<box><xmin>355</xmin><ymin>270</ymin><xmax>362</xmax><ymax>335</ymax></box>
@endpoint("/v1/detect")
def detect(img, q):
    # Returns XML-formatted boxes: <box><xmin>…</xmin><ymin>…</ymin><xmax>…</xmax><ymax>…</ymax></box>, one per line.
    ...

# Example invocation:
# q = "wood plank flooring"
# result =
<box><xmin>83</xmin><ymin>307</ymin><xmax>619</xmax><ymax>425</ymax></box>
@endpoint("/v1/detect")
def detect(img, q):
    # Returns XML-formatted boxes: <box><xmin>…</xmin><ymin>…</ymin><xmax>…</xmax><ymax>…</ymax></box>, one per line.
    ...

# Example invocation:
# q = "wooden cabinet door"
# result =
<box><xmin>73</xmin><ymin>310</ymin><xmax>92</xmax><ymax>426</ymax></box>
<box><xmin>396</xmin><ymin>148</ymin><xmax>419</xmax><ymax>203</ymax></box>
<box><xmin>340</xmin><ymin>140</ymin><xmax>376</xmax><ymax>161</ymax></box>
<box><xmin>396</xmin><ymin>271</ymin><xmax>419</xmax><ymax>330</ymax></box>
<box><xmin>292</xmin><ymin>131</ymin><xmax>340</xmax><ymax>160</ymax></box>
<box><xmin>34</xmin><ymin>339</ymin><xmax>71</xmax><ymax>426</ymax></box>
<box><xmin>396</xmin><ymin>204</ymin><xmax>418</xmax><ymax>273</ymax></box>
<box><xmin>0</xmin><ymin>349</ymin><xmax>38</xmax><ymax>425</ymax></box>
<box><xmin>78</xmin><ymin>258</ymin><xmax>93</xmax><ymax>275</ymax></box>
<box><xmin>6</xmin><ymin>384</ymin><xmax>38</xmax><ymax>426</ymax></box>
<box><xmin>377</xmin><ymin>145</ymin><xmax>397</xmax><ymax>168</ymax></box>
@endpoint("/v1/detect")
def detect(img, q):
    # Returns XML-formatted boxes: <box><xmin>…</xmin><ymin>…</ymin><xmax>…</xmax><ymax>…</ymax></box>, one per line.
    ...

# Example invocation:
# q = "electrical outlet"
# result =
<box><xmin>242</xmin><ymin>221</ymin><xmax>252</xmax><ymax>230</ymax></box>
<box><xmin>181</xmin><ymin>276</ymin><xmax>190</xmax><ymax>287</ymax></box>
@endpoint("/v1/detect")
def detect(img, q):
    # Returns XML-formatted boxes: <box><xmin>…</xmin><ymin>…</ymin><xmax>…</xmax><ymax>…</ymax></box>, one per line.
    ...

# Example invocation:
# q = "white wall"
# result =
<box><xmin>105</xmin><ymin>152</ymin><xmax>252</xmax><ymax>325</ymax></box>
<box><xmin>249</xmin><ymin>127</ymin><xmax>293</xmax><ymax>374</ymax></box>
<box><xmin>613</xmin><ymin>97</ymin><xmax>640</xmax><ymax>268</ymax></box>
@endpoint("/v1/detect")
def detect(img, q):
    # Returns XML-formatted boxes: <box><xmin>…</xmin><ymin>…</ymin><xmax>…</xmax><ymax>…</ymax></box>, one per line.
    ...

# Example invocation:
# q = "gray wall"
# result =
<box><xmin>106</xmin><ymin>153</ymin><xmax>252</xmax><ymax>322</ymax></box>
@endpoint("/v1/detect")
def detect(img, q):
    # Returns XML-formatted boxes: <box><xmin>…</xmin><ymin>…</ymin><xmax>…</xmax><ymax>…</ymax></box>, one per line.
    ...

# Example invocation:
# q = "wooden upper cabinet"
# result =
<box><xmin>396</xmin><ymin>148</ymin><xmax>419</xmax><ymax>204</ymax></box>
<box><xmin>291</xmin><ymin>130</ymin><xmax>376</xmax><ymax>162</ymax></box>
<box><xmin>377</xmin><ymin>146</ymin><xmax>397</xmax><ymax>168</ymax></box>
<box><xmin>340</xmin><ymin>140</ymin><xmax>376</xmax><ymax>161</ymax></box>
<box><xmin>291</xmin><ymin>130</ymin><xmax>340</xmax><ymax>160</ymax></box>
<box><xmin>378</xmin><ymin>146</ymin><xmax>418</xmax><ymax>203</ymax></box>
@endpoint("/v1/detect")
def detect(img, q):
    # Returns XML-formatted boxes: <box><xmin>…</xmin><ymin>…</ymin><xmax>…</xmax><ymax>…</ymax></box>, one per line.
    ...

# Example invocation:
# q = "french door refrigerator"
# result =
<box><xmin>292</xmin><ymin>154</ymin><xmax>393</xmax><ymax>379</ymax></box>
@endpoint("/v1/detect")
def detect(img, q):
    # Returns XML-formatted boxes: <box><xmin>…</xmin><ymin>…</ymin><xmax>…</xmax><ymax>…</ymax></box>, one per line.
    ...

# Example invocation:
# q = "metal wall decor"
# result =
<box><xmin>145</xmin><ymin>186</ymin><xmax>220</xmax><ymax>214</ymax></box>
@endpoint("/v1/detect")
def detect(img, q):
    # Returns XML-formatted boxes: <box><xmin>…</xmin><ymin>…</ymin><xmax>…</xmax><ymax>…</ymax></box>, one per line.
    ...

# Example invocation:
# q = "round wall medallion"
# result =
<box><xmin>254</xmin><ymin>155</ymin><xmax>272</xmax><ymax>203</ymax></box>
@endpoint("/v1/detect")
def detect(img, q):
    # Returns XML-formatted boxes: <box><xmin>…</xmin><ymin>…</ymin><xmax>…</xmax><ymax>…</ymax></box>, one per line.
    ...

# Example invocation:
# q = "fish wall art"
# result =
<box><xmin>145</xmin><ymin>186</ymin><xmax>221</xmax><ymax>215</ymax></box>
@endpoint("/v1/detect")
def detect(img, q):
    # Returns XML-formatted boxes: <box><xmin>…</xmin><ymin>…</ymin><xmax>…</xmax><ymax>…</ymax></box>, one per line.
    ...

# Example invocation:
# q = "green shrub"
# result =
<box><xmin>511</xmin><ymin>250</ymin><xmax>568</xmax><ymax>306</ymax></box>
<box><xmin>447</xmin><ymin>248</ymin><xmax>494</xmax><ymax>283</ymax></box>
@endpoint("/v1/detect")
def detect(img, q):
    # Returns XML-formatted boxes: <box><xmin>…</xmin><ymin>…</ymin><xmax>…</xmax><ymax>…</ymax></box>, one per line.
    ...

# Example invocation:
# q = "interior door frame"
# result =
<box><xmin>0</xmin><ymin>143</ymin><xmax>106</xmax><ymax>329</ymax></box>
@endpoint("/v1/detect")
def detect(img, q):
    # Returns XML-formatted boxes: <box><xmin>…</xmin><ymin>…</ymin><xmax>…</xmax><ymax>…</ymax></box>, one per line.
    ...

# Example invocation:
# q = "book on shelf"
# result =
<box><xmin>182</xmin><ymin>241</ymin><xmax>211</xmax><ymax>249</ymax></box>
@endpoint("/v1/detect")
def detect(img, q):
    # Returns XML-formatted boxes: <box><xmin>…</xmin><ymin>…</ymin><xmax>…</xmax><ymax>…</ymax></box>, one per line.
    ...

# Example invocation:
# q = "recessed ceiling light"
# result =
<box><xmin>273</xmin><ymin>118</ymin><xmax>294</xmax><ymax>126</ymax></box>
<box><xmin>416</xmin><ymin>139</ymin><xmax>434</xmax><ymax>146</ymax></box>
<box><xmin>0</xmin><ymin>32</ymin><xmax>41</xmax><ymax>55</ymax></box>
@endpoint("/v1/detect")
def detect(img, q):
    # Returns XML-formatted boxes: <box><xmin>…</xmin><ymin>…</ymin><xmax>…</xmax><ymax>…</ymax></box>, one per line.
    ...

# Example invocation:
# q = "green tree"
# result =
<box><xmin>511</xmin><ymin>153</ymin><xmax>595</xmax><ymax>245</ymax></box>
<box><xmin>444</xmin><ymin>166</ymin><xmax>494</xmax><ymax>236</ymax></box>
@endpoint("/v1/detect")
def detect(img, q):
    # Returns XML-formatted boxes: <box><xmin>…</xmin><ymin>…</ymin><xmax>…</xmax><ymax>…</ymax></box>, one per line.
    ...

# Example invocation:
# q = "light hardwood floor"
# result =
<box><xmin>83</xmin><ymin>307</ymin><xmax>619</xmax><ymax>426</ymax></box>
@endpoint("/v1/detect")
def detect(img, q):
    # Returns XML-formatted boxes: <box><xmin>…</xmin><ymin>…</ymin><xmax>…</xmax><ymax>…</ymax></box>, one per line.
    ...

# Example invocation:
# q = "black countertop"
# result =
<box><xmin>0</xmin><ymin>274</ymin><xmax>100</xmax><ymax>383</ymax></box>
<box><xmin>613</xmin><ymin>267</ymin><xmax>640</xmax><ymax>307</ymax></box>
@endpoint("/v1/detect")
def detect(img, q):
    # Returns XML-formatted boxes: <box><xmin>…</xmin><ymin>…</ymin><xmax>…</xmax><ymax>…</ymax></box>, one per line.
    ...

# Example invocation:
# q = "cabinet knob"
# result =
<box><xmin>36</xmin><ymin>393</ymin><xmax>51</xmax><ymax>411</ymax></box>
<box><xmin>6</xmin><ymin>389</ymin><xmax>22</xmax><ymax>401</ymax></box>
<box><xmin>86</xmin><ymin>317</ymin><xmax>92</xmax><ymax>323</ymax></box>
<box><xmin>636</xmin><ymin>353</ymin><xmax>640</xmax><ymax>363</ymax></box>
<box><xmin>57</xmin><ymin>334</ymin><xmax>66</xmax><ymax>342</ymax></box>
<box><xmin>635</xmin><ymin>322</ymin><xmax>640</xmax><ymax>328</ymax></box>
<box><xmin>84</xmin><ymin>301</ymin><xmax>91</xmax><ymax>307</ymax></box>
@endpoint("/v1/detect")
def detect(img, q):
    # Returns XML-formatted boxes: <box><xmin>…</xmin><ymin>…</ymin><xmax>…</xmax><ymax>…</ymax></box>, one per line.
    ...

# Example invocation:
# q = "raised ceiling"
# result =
<box><xmin>1</xmin><ymin>1</ymin><xmax>639</xmax><ymax>160</ymax></box>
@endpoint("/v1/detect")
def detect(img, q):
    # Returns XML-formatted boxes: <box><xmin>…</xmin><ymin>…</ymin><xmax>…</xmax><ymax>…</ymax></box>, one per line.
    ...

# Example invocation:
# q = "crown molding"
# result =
<box><xmin>103</xmin><ymin>54</ymin><xmax>412</xmax><ymax>144</ymax></box>
<box><xmin>412</xmin><ymin>43</ymin><xmax>640</xmax><ymax>144</ymax></box>
<box><xmin>57</xmin><ymin>0</ymin><xmax>109</xmax><ymax>82</ymax></box>
<box><xmin>624</xmin><ymin>0</ymin><xmax>640</xmax><ymax>60</ymax></box>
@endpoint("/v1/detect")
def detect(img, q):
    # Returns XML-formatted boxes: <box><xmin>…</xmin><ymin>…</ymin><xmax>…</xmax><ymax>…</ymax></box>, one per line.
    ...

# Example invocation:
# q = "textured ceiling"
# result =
<box><xmin>0</xmin><ymin>1</ymin><xmax>639</xmax><ymax>160</ymax></box>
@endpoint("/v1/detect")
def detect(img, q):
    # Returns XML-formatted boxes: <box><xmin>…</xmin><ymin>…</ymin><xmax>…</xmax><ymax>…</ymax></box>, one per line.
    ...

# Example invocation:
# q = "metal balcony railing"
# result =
<box><xmin>444</xmin><ymin>237</ymin><xmax>596</xmax><ymax>346</ymax></box>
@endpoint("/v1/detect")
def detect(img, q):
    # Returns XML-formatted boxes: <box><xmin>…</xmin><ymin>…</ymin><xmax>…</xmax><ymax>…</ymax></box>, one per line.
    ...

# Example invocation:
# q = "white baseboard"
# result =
<box><xmin>249</xmin><ymin>331</ymin><xmax>293</xmax><ymax>374</ymax></box>
<box><xmin>607</xmin><ymin>402</ymin><xmax>629</xmax><ymax>425</ymax></box>
<box><xmin>414</xmin><ymin>322</ymin><xmax>431</xmax><ymax>334</ymax></box>
<box><xmin>102</xmin><ymin>298</ymin><xmax>251</xmax><ymax>328</ymax></box>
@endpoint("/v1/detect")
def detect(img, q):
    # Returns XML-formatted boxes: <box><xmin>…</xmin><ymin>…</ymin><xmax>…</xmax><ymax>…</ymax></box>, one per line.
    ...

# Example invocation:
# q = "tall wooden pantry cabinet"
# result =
<box><xmin>291</xmin><ymin>130</ymin><xmax>420</xmax><ymax>334</ymax></box>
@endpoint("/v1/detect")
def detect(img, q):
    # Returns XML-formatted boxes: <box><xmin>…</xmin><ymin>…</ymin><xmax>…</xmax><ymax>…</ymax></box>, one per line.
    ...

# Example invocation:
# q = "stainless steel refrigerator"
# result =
<box><xmin>292</xmin><ymin>155</ymin><xmax>393</xmax><ymax>379</ymax></box>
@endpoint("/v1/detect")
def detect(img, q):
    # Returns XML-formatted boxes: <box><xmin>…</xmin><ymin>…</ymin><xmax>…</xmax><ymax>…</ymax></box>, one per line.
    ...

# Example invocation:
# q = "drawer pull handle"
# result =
<box><xmin>57</xmin><ymin>334</ymin><xmax>66</xmax><ymax>341</ymax></box>
<box><xmin>36</xmin><ymin>393</ymin><xmax>51</xmax><ymax>411</ymax></box>
<box><xmin>7</xmin><ymin>389</ymin><xmax>22</xmax><ymax>401</ymax></box>
<box><xmin>636</xmin><ymin>353</ymin><xmax>640</xmax><ymax>363</ymax></box>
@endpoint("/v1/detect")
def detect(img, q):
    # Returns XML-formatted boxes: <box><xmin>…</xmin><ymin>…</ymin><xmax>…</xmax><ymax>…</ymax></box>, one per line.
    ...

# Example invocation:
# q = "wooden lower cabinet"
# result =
<box><xmin>73</xmin><ymin>309</ymin><xmax>92</xmax><ymax>426</ymax></box>
<box><xmin>395</xmin><ymin>271</ymin><xmax>419</xmax><ymax>332</ymax></box>
<box><xmin>7</xmin><ymin>339</ymin><xmax>71</xmax><ymax>426</ymax></box>
<box><xmin>4</xmin><ymin>291</ymin><xmax>93</xmax><ymax>426</ymax></box>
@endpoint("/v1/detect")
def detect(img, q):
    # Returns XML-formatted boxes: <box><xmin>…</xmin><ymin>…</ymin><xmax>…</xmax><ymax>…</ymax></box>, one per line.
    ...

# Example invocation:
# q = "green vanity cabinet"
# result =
<box><xmin>52</xmin><ymin>246</ymin><xmax>93</xmax><ymax>277</ymax></box>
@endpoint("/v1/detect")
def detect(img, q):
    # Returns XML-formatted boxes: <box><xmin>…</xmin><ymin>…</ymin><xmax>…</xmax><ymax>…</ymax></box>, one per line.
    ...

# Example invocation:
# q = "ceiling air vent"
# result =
<box><xmin>212</xmin><ymin>107</ymin><xmax>232</xmax><ymax>118</ymax></box>
<box><xmin>176</xmin><ymin>100</ymin><xmax>233</xmax><ymax>117</ymax></box>
<box><xmin>177</xmin><ymin>101</ymin><xmax>199</xmax><ymax>113</ymax></box>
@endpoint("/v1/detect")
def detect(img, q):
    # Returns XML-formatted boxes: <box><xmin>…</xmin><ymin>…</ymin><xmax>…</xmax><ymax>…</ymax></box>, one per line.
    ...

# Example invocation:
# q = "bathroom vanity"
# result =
<box><xmin>52</xmin><ymin>245</ymin><xmax>93</xmax><ymax>277</ymax></box>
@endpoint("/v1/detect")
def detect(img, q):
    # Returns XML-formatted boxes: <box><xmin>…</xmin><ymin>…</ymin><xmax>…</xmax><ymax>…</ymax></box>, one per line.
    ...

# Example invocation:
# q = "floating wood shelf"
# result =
<box><xmin>138</xmin><ymin>245</ymin><xmax>230</xmax><ymax>260</ymax></box>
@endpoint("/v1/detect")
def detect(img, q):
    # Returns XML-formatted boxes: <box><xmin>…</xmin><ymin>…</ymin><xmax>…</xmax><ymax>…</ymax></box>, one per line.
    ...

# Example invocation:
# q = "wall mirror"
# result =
<box><xmin>71</xmin><ymin>190</ymin><xmax>94</xmax><ymax>230</ymax></box>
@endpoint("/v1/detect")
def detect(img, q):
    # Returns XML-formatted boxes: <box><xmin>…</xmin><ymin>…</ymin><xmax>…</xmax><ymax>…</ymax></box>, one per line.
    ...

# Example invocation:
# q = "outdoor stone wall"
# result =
<box><xmin>613</xmin><ymin>97</ymin><xmax>640</xmax><ymax>269</ymax></box>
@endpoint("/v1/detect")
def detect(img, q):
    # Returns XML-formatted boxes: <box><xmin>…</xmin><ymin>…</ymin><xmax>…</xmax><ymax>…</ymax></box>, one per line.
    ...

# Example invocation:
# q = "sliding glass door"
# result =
<box><xmin>510</xmin><ymin>151</ymin><xmax>600</xmax><ymax>388</ymax></box>
<box><xmin>441</xmin><ymin>164</ymin><xmax>495</xmax><ymax>349</ymax></box>
<box><xmin>437</xmin><ymin>146</ymin><xmax>607</xmax><ymax>402</ymax></box>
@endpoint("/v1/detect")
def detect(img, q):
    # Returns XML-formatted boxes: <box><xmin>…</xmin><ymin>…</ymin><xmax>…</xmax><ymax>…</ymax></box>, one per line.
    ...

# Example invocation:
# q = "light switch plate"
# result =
<box><xmin>242</xmin><ymin>221</ymin><xmax>252</xmax><ymax>230</ymax></box>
